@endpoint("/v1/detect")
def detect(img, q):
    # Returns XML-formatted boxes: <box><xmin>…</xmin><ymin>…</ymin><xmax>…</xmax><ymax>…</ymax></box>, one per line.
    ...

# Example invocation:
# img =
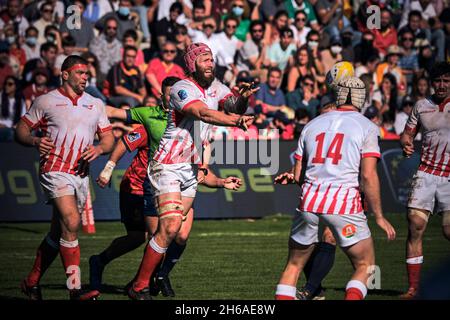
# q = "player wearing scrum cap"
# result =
<box><xmin>126</xmin><ymin>42</ymin><xmax>257</xmax><ymax>300</ymax></box>
<box><xmin>275</xmin><ymin>76</ymin><xmax>396</xmax><ymax>300</ymax></box>
<box><xmin>15</xmin><ymin>55</ymin><xmax>115</xmax><ymax>300</ymax></box>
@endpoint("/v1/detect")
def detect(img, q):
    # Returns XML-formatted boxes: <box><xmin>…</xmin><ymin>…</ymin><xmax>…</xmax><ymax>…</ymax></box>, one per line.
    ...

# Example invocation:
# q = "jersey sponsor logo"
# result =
<box><xmin>342</xmin><ymin>224</ymin><xmax>357</xmax><ymax>238</ymax></box>
<box><xmin>82</xmin><ymin>104</ymin><xmax>94</xmax><ymax>110</ymax></box>
<box><xmin>178</xmin><ymin>89</ymin><xmax>188</xmax><ymax>101</ymax></box>
<box><xmin>126</xmin><ymin>132</ymin><xmax>141</xmax><ymax>143</ymax></box>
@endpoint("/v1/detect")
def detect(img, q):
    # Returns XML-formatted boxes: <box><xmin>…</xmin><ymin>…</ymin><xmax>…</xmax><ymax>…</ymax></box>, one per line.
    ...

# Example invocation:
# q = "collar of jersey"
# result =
<box><xmin>120</xmin><ymin>62</ymin><xmax>138</xmax><ymax>76</ymax></box>
<box><xmin>57</xmin><ymin>87</ymin><xmax>83</xmax><ymax>105</ymax></box>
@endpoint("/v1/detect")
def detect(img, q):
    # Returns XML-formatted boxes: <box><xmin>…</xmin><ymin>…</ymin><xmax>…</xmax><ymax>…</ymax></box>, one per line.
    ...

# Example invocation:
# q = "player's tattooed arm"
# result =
<box><xmin>223</xmin><ymin>82</ymin><xmax>260</xmax><ymax>114</ymax></box>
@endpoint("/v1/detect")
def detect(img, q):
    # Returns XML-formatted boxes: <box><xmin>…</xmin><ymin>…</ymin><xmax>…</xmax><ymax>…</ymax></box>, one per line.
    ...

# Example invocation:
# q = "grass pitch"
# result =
<box><xmin>0</xmin><ymin>213</ymin><xmax>449</xmax><ymax>300</ymax></box>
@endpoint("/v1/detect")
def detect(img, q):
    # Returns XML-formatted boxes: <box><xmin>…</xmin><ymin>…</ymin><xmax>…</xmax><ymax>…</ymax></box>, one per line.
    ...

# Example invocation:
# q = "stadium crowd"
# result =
<box><xmin>0</xmin><ymin>0</ymin><xmax>449</xmax><ymax>142</ymax></box>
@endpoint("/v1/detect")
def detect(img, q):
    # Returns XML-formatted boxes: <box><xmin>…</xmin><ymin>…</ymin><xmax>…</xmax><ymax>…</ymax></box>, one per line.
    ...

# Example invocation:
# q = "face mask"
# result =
<box><xmin>7</xmin><ymin>36</ymin><xmax>15</xmax><ymax>44</ymax></box>
<box><xmin>118</xmin><ymin>6</ymin><xmax>130</xmax><ymax>16</ymax></box>
<box><xmin>331</xmin><ymin>45</ymin><xmax>342</xmax><ymax>54</ymax></box>
<box><xmin>26</xmin><ymin>37</ymin><xmax>37</xmax><ymax>46</ymax></box>
<box><xmin>308</xmin><ymin>41</ymin><xmax>318</xmax><ymax>49</ymax></box>
<box><xmin>232</xmin><ymin>6</ymin><xmax>244</xmax><ymax>17</ymax></box>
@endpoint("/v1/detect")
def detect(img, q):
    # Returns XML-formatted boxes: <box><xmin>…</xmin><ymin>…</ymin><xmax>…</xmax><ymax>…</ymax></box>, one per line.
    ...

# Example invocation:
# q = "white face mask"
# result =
<box><xmin>331</xmin><ymin>45</ymin><xmax>342</xmax><ymax>54</ymax></box>
<box><xmin>308</xmin><ymin>41</ymin><xmax>318</xmax><ymax>49</ymax></box>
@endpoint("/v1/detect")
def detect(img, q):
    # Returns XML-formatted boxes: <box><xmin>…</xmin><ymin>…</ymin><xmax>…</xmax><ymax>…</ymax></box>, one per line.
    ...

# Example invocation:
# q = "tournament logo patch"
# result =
<box><xmin>178</xmin><ymin>89</ymin><xmax>188</xmax><ymax>101</ymax></box>
<box><xmin>126</xmin><ymin>132</ymin><xmax>141</xmax><ymax>143</ymax></box>
<box><xmin>342</xmin><ymin>224</ymin><xmax>357</xmax><ymax>238</ymax></box>
<box><xmin>82</xmin><ymin>104</ymin><xmax>94</xmax><ymax>110</ymax></box>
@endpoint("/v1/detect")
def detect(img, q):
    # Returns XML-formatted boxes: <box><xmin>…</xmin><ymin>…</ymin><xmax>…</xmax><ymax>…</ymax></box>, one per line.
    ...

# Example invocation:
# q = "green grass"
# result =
<box><xmin>0</xmin><ymin>213</ymin><xmax>449</xmax><ymax>300</ymax></box>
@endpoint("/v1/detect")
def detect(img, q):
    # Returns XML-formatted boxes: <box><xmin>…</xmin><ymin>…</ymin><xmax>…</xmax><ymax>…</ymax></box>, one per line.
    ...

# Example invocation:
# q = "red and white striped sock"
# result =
<box><xmin>275</xmin><ymin>284</ymin><xmax>296</xmax><ymax>300</ymax></box>
<box><xmin>345</xmin><ymin>280</ymin><xmax>367</xmax><ymax>300</ymax></box>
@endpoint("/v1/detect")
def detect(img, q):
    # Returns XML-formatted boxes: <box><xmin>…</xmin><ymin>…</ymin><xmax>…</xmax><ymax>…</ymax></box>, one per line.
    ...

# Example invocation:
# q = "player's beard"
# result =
<box><xmin>194</xmin><ymin>66</ymin><xmax>215</xmax><ymax>88</ymax></box>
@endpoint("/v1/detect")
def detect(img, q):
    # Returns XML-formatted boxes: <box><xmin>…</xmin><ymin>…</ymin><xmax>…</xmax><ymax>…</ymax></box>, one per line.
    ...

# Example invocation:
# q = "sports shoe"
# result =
<box><xmin>296</xmin><ymin>287</ymin><xmax>314</xmax><ymax>300</ymax></box>
<box><xmin>148</xmin><ymin>276</ymin><xmax>160</xmax><ymax>296</ymax></box>
<box><xmin>156</xmin><ymin>276</ymin><xmax>175</xmax><ymax>297</ymax></box>
<box><xmin>21</xmin><ymin>279</ymin><xmax>42</xmax><ymax>300</ymax></box>
<box><xmin>399</xmin><ymin>287</ymin><xmax>417</xmax><ymax>300</ymax></box>
<box><xmin>89</xmin><ymin>255</ymin><xmax>105</xmax><ymax>291</ymax></box>
<box><xmin>127</xmin><ymin>286</ymin><xmax>152</xmax><ymax>300</ymax></box>
<box><xmin>69</xmin><ymin>289</ymin><xmax>100</xmax><ymax>300</ymax></box>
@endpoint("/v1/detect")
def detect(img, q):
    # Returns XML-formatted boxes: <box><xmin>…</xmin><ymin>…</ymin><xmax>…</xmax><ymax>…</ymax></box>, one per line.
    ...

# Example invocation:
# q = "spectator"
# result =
<box><xmin>131</xmin><ymin>0</ymin><xmax>153</xmax><ymax>42</ymax></box>
<box><xmin>287</xmin><ymin>45</ymin><xmax>322</xmax><ymax>92</ymax></box>
<box><xmin>399</xmin><ymin>0</ymin><xmax>445</xmax><ymax>61</ymax></box>
<box><xmin>320</xmin><ymin>36</ymin><xmax>343</xmax><ymax>73</ymax></box>
<box><xmin>394</xmin><ymin>95</ymin><xmax>415</xmax><ymax>135</ymax></box>
<box><xmin>222</xmin><ymin>0</ymin><xmax>252</xmax><ymax>42</ymax></box>
<box><xmin>315</xmin><ymin>0</ymin><xmax>349</xmax><ymax>41</ymax></box>
<box><xmin>399</xmin><ymin>30</ymin><xmax>420</xmax><ymax>86</ymax></box>
<box><xmin>173</xmin><ymin>24</ymin><xmax>190</xmax><ymax>70</ymax></box>
<box><xmin>290</xmin><ymin>10</ymin><xmax>311</xmax><ymax>48</ymax></box>
<box><xmin>372</xmin><ymin>8</ymin><xmax>398</xmax><ymax>58</ymax></box>
<box><xmin>234</xmin><ymin>70</ymin><xmax>257</xmax><ymax>114</ymax></box>
<box><xmin>375</xmin><ymin>45</ymin><xmax>407</xmax><ymax>97</ymax></box>
<box><xmin>286</xmin><ymin>74</ymin><xmax>320</xmax><ymax>119</ymax></box>
<box><xmin>340</xmin><ymin>26</ymin><xmax>355</xmax><ymax>62</ymax></box>
<box><xmin>145</xmin><ymin>41</ymin><xmax>185</xmax><ymax>97</ymax></box>
<box><xmin>95</xmin><ymin>0</ymin><xmax>136</xmax><ymax>41</ymax></box>
<box><xmin>4</xmin><ymin>22</ymin><xmax>26</xmax><ymax>74</ymax></box>
<box><xmin>0</xmin><ymin>0</ymin><xmax>29</xmax><ymax>37</ymax></box>
<box><xmin>235</xmin><ymin>20</ymin><xmax>269</xmax><ymax>82</ymax></box>
<box><xmin>439</xmin><ymin>7</ymin><xmax>450</xmax><ymax>61</ymax></box>
<box><xmin>354</xmin><ymin>31</ymin><xmax>379</xmax><ymax>66</ymax></box>
<box><xmin>188</xmin><ymin>16</ymin><xmax>218</xmax><ymax>49</ymax></box>
<box><xmin>267</xmin><ymin>28</ymin><xmax>296</xmax><ymax>73</ymax></box>
<box><xmin>0</xmin><ymin>75</ymin><xmax>25</xmax><ymax>142</ymax></box>
<box><xmin>271</xmin><ymin>110</ymin><xmax>294</xmax><ymax>140</ymax></box>
<box><xmin>380</xmin><ymin>112</ymin><xmax>400</xmax><ymax>140</ymax></box>
<box><xmin>305</xmin><ymin>30</ymin><xmax>325</xmax><ymax>75</ymax></box>
<box><xmin>359</xmin><ymin>72</ymin><xmax>376</xmax><ymax>114</ymax></box>
<box><xmin>121</xmin><ymin>29</ymin><xmax>146</xmax><ymax>74</ymax></box>
<box><xmin>43</xmin><ymin>24</ymin><xmax>62</xmax><ymax>53</ymax></box>
<box><xmin>103</xmin><ymin>45</ymin><xmax>146</xmax><ymax>108</ymax></box>
<box><xmin>355</xmin><ymin>54</ymin><xmax>380</xmax><ymax>79</ymax></box>
<box><xmin>258</xmin><ymin>0</ymin><xmax>287</xmax><ymax>23</ymax></box>
<box><xmin>373</xmin><ymin>73</ymin><xmax>399</xmax><ymax>118</ymax></box>
<box><xmin>286</xmin><ymin>1</ymin><xmax>319</xmax><ymax>31</ymax></box>
<box><xmin>37</xmin><ymin>0</ymin><xmax>64</xmax><ymax>23</ymax></box>
<box><xmin>417</xmin><ymin>38</ymin><xmax>436</xmax><ymax>75</ymax></box>
<box><xmin>59</xmin><ymin>0</ymin><xmax>95</xmax><ymax>53</ymax></box>
<box><xmin>81</xmin><ymin>51</ymin><xmax>107</xmax><ymax>102</ymax></box>
<box><xmin>33</xmin><ymin>1</ymin><xmax>55</xmax><ymax>45</ymax></box>
<box><xmin>211</xmin><ymin>16</ymin><xmax>242</xmax><ymax>83</ymax></box>
<box><xmin>54</xmin><ymin>35</ymin><xmax>77</xmax><ymax>75</ymax></box>
<box><xmin>22</xmin><ymin>26</ymin><xmax>40</xmax><ymax>60</ymax></box>
<box><xmin>89</xmin><ymin>17</ymin><xmax>122</xmax><ymax>77</ymax></box>
<box><xmin>22</xmin><ymin>42</ymin><xmax>58</xmax><ymax>88</ymax></box>
<box><xmin>411</xmin><ymin>76</ymin><xmax>431</xmax><ymax>101</ymax></box>
<box><xmin>293</xmin><ymin>107</ymin><xmax>310</xmax><ymax>139</ymax></box>
<box><xmin>22</xmin><ymin>68</ymin><xmax>49</xmax><ymax>110</ymax></box>
<box><xmin>255</xmin><ymin>67</ymin><xmax>287</xmax><ymax>118</ymax></box>
<box><xmin>266</xmin><ymin>10</ymin><xmax>290</xmax><ymax>46</ymax></box>
<box><xmin>399</xmin><ymin>10</ymin><xmax>428</xmax><ymax>42</ymax></box>
<box><xmin>154</xmin><ymin>2</ymin><xmax>182</xmax><ymax>52</ymax></box>
<box><xmin>0</xmin><ymin>42</ymin><xmax>14</xmax><ymax>88</ymax></box>
<box><xmin>83</xmin><ymin>0</ymin><xmax>113</xmax><ymax>23</ymax></box>
<box><xmin>363</xmin><ymin>105</ymin><xmax>399</xmax><ymax>140</ymax></box>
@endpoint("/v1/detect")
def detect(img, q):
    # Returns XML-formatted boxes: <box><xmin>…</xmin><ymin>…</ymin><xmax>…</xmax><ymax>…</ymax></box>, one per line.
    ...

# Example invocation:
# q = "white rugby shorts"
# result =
<box><xmin>148</xmin><ymin>161</ymin><xmax>198</xmax><ymax>198</ymax></box>
<box><xmin>408</xmin><ymin>170</ymin><xmax>450</xmax><ymax>214</ymax></box>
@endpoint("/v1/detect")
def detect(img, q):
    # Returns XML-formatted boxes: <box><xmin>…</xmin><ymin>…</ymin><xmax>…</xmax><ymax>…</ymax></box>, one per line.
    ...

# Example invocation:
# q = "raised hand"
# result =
<box><xmin>223</xmin><ymin>177</ymin><xmax>242</xmax><ymax>190</ymax></box>
<box><xmin>274</xmin><ymin>172</ymin><xmax>295</xmax><ymax>185</ymax></box>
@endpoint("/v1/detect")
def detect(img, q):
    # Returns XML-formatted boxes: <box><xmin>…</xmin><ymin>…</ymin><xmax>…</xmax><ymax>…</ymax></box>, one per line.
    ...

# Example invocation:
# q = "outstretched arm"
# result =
<box><xmin>96</xmin><ymin>139</ymin><xmax>128</xmax><ymax>188</ymax></box>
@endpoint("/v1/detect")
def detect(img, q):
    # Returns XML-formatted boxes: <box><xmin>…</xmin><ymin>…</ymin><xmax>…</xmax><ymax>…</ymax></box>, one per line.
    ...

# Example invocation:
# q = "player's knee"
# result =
<box><xmin>408</xmin><ymin>209</ymin><xmax>429</xmax><ymax>233</ymax></box>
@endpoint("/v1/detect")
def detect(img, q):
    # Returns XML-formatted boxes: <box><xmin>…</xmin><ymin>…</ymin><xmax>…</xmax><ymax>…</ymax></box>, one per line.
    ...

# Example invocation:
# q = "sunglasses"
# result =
<box><xmin>163</xmin><ymin>50</ymin><xmax>176</xmax><ymax>54</ymax></box>
<box><xmin>176</xmin><ymin>31</ymin><xmax>187</xmax><ymax>35</ymax></box>
<box><xmin>203</xmin><ymin>24</ymin><xmax>215</xmax><ymax>29</ymax></box>
<box><xmin>295</xmin><ymin>17</ymin><xmax>306</xmax><ymax>22</ymax></box>
<box><xmin>42</xmin><ymin>8</ymin><xmax>53</xmax><ymax>13</ymax></box>
<box><xmin>252</xmin><ymin>29</ymin><xmax>263</xmax><ymax>33</ymax></box>
<box><xmin>226</xmin><ymin>24</ymin><xmax>237</xmax><ymax>29</ymax></box>
<box><xmin>403</xmin><ymin>37</ymin><xmax>413</xmax><ymax>41</ymax></box>
<box><xmin>303</xmin><ymin>82</ymin><xmax>314</xmax><ymax>87</ymax></box>
<box><xmin>5</xmin><ymin>82</ymin><xmax>15</xmax><ymax>86</ymax></box>
<box><xmin>107</xmin><ymin>26</ymin><xmax>117</xmax><ymax>30</ymax></box>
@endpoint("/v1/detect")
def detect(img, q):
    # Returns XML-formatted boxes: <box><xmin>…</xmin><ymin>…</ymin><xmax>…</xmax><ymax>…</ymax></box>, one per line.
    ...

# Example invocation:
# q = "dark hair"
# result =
<box><xmin>81</xmin><ymin>51</ymin><xmax>99</xmax><ymax>70</ymax></box>
<box><xmin>44</xmin><ymin>25</ymin><xmax>58</xmax><ymax>36</ymax></box>
<box><xmin>40</xmin><ymin>41</ymin><xmax>57</xmax><ymax>54</ymax></box>
<box><xmin>412</xmin><ymin>75</ymin><xmax>430</xmax><ymax>98</ymax></box>
<box><xmin>274</xmin><ymin>10</ymin><xmax>289</xmax><ymax>21</ymax></box>
<box><xmin>280</xmin><ymin>28</ymin><xmax>293</xmax><ymax>38</ymax></box>
<box><xmin>294</xmin><ymin>45</ymin><xmax>314</xmax><ymax>69</ymax></box>
<box><xmin>409</xmin><ymin>10</ymin><xmax>422</xmax><ymax>20</ymax></box>
<box><xmin>25</xmin><ymin>26</ymin><xmax>38</xmax><ymax>36</ymax></box>
<box><xmin>162</xmin><ymin>76</ymin><xmax>181</xmax><ymax>91</ymax></box>
<box><xmin>268</xmin><ymin>66</ymin><xmax>282</xmax><ymax>77</ymax></box>
<box><xmin>306</xmin><ymin>29</ymin><xmax>320</xmax><ymax>41</ymax></box>
<box><xmin>380</xmin><ymin>73</ymin><xmax>398</xmax><ymax>118</ymax></box>
<box><xmin>302</xmin><ymin>74</ymin><xmax>314</xmax><ymax>84</ymax></box>
<box><xmin>62</xmin><ymin>35</ymin><xmax>76</xmax><ymax>47</ymax></box>
<box><xmin>250</xmin><ymin>20</ymin><xmax>265</xmax><ymax>32</ymax></box>
<box><xmin>1</xmin><ymin>76</ymin><xmax>23</xmax><ymax>125</ymax></box>
<box><xmin>224</xmin><ymin>16</ymin><xmax>239</xmax><ymax>26</ymax></box>
<box><xmin>61</xmin><ymin>55</ymin><xmax>88</xmax><ymax>72</ymax></box>
<box><xmin>123</xmin><ymin>29</ymin><xmax>138</xmax><ymax>42</ymax></box>
<box><xmin>192</xmin><ymin>0</ymin><xmax>205</xmax><ymax>10</ymax></box>
<box><xmin>429</xmin><ymin>61</ymin><xmax>450</xmax><ymax>80</ymax></box>
<box><xmin>123</xmin><ymin>45</ymin><xmax>137</xmax><ymax>55</ymax></box>
<box><xmin>294</xmin><ymin>10</ymin><xmax>307</xmax><ymax>18</ymax></box>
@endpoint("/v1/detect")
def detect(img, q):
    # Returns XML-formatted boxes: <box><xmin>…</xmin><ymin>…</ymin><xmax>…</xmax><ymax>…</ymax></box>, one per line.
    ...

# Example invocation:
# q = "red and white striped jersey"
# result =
<box><xmin>295</xmin><ymin>110</ymin><xmax>380</xmax><ymax>215</ymax></box>
<box><xmin>404</xmin><ymin>97</ymin><xmax>450</xmax><ymax>177</ymax></box>
<box><xmin>21</xmin><ymin>88</ymin><xmax>111</xmax><ymax>175</ymax></box>
<box><xmin>153</xmin><ymin>78</ymin><xmax>232</xmax><ymax>164</ymax></box>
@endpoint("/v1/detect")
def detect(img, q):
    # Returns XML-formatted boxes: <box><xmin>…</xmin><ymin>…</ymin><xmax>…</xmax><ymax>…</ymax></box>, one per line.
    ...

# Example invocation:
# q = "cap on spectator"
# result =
<box><xmin>0</xmin><ymin>41</ymin><xmax>10</xmax><ymax>53</ymax></box>
<box><xmin>402</xmin><ymin>95</ymin><xmax>415</xmax><ymax>107</ymax></box>
<box><xmin>363</xmin><ymin>105</ymin><xmax>379</xmax><ymax>120</ymax></box>
<box><xmin>33</xmin><ymin>67</ymin><xmax>49</xmax><ymax>79</ymax></box>
<box><xmin>387</xmin><ymin>45</ymin><xmax>404</xmax><ymax>56</ymax></box>
<box><xmin>273</xmin><ymin>110</ymin><xmax>291</xmax><ymax>125</ymax></box>
<box><xmin>320</xmin><ymin>94</ymin><xmax>335</xmax><ymax>109</ymax></box>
